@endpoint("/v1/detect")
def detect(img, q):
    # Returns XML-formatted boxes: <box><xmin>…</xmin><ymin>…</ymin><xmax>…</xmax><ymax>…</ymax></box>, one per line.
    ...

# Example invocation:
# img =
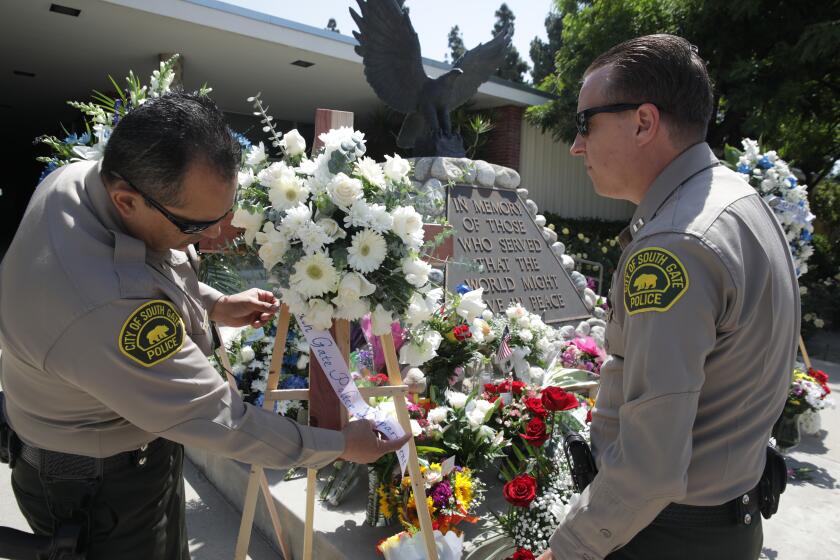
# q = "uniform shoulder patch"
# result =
<box><xmin>623</xmin><ymin>247</ymin><xmax>689</xmax><ymax>315</ymax></box>
<box><xmin>119</xmin><ymin>300</ymin><xmax>185</xmax><ymax>367</ymax></box>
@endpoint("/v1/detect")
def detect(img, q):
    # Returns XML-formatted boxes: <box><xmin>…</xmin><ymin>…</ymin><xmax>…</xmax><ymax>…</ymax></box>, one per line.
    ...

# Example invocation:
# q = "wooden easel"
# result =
<box><xmin>233</xmin><ymin>306</ymin><xmax>439</xmax><ymax>560</ymax></box>
<box><xmin>799</xmin><ymin>335</ymin><xmax>813</xmax><ymax>370</ymax></box>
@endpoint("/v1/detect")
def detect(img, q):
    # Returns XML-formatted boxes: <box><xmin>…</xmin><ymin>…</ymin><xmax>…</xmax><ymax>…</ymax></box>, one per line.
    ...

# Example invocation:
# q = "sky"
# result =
<box><xmin>231</xmin><ymin>0</ymin><xmax>554</xmax><ymax>78</ymax></box>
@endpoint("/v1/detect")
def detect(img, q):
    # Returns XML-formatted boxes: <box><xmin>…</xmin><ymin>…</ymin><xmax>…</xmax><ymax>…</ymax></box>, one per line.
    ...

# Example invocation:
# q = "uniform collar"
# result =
<box><xmin>619</xmin><ymin>142</ymin><xmax>719</xmax><ymax>249</ymax></box>
<box><xmin>84</xmin><ymin>160</ymin><xmax>189</xmax><ymax>268</ymax></box>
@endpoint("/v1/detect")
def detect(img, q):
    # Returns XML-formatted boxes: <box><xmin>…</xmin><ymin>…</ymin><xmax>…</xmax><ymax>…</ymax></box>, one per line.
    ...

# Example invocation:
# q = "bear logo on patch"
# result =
<box><xmin>623</xmin><ymin>247</ymin><xmax>689</xmax><ymax>315</ymax></box>
<box><xmin>119</xmin><ymin>300</ymin><xmax>184</xmax><ymax>367</ymax></box>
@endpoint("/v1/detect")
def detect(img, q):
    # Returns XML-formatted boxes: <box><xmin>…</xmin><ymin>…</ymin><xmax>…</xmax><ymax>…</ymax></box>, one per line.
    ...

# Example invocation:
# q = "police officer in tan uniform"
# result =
<box><xmin>0</xmin><ymin>92</ymin><xmax>407</xmax><ymax>558</ymax></box>
<box><xmin>538</xmin><ymin>36</ymin><xmax>799</xmax><ymax>559</ymax></box>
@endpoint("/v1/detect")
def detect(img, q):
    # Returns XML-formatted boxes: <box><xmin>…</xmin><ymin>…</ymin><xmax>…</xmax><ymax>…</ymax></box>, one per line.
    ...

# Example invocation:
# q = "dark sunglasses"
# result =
<box><xmin>111</xmin><ymin>172</ymin><xmax>234</xmax><ymax>234</ymax></box>
<box><xmin>575</xmin><ymin>103</ymin><xmax>644</xmax><ymax>136</ymax></box>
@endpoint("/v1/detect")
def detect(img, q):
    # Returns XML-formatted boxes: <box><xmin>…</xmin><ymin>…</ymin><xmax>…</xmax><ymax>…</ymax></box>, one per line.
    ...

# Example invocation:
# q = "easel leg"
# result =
<box><xmin>799</xmin><ymin>334</ymin><xmax>813</xmax><ymax>370</ymax></box>
<box><xmin>302</xmin><ymin>468</ymin><xmax>318</xmax><ymax>560</ymax></box>
<box><xmin>234</xmin><ymin>465</ymin><xmax>263</xmax><ymax>560</ymax></box>
<box><xmin>380</xmin><ymin>334</ymin><xmax>439</xmax><ymax>560</ymax></box>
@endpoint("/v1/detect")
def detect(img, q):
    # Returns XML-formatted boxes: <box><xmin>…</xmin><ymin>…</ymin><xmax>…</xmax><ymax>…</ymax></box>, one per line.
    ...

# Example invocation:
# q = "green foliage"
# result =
<box><xmin>801</xmin><ymin>179</ymin><xmax>840</xmax><ymax>333</ymax></box>
<box><xmin>529</xmin><ymin>10</ymin><xmax>564</xmax><ymax>85</ymax></box>
<box><xmin>493</xmin><ymin>3</ymin><xmax>530</xmax><ymax>83</ymax></box>
<box><xmin>527</xmin><ymin>0</ymin><xmax>840</xmax><ymax>188</ymax></box>
<box><xmin>543</xmin><ymin>213</ymin><xmax>624</xmax><ymax>294</ymax></box>
<box><xmin>447</xmin><ymin>25</ymin><xmax>466</xmax><ymax>63</ymax></box>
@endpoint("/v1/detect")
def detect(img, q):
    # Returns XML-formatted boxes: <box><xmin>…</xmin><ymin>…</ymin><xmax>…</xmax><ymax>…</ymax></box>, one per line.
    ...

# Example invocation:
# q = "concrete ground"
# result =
<box><xmin>1</xmin><ymin>353</ymin><xmax>838</xmax><ymax>559</ymax></box>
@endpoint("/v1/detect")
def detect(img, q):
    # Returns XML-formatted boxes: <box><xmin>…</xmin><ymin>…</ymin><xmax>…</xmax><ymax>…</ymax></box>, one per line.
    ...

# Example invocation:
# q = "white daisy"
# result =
<box><xmin>290</xmin><ymin>253</ymin><xmax>339</xmax><ymax>298</ymax></box>
<box><xmin>268</xmin><ymin>173</ymin><xmax>310</xmax><ymax>210</ymax></box>
<box><xmin>347</xmin><ymin>229</ymin><xmax>387</xmax><ymax>273</ymax></box>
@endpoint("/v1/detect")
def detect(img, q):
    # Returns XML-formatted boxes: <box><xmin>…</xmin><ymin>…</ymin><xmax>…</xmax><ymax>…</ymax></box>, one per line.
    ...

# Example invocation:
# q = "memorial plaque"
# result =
<box><xmin>446</xmin><ymin>184</ymin><xmax>590</xmax><ymax>324</ymax></box>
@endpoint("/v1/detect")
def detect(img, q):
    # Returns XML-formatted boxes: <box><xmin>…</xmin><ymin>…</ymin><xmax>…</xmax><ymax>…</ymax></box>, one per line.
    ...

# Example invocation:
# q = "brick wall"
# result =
<box><xmin>482</xmin><ymin>105</ymin><xmax>524</xmax><ymax>171</ymax></box>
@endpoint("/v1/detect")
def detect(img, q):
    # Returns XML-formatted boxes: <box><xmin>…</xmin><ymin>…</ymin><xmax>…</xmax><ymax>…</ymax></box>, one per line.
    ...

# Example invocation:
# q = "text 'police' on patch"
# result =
<box><xmin>623</xmin><ymin>247</ymin><xmax>689</xmax><ymax>315</ymax></box>
<box><xmin>119</xmin><ymin>300</ymin><xmax>185</xmax><ymax>367</ymax></box>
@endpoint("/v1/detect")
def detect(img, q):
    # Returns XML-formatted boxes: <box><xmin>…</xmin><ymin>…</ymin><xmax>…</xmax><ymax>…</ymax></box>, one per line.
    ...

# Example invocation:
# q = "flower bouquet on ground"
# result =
<box><xmin>376</xmin><ymin>461</ymin><xmax>484</xmax><ymax>559</ymax></box>
<box><xmin>488</xmin><ymin>384</ymin><xmax>586</xmax><ymax>558</ymax></box>
<box><xmin>773</xmin><ymin>366</ymin><xmax>834</xmax><ymax>449</ymax></box>
<box><xmin>231</xmin><ymin>93</ymin><xmax>444</xmax><ymax>334</ymax></box>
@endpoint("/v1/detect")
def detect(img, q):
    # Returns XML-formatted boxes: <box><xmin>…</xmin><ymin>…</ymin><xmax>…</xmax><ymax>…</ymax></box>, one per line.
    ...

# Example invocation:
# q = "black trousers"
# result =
<box><xmin>11</xmin><ymin>439</ymin><xmax>189</xmax><ymax>560</ymax></box>
<box><xmin>605</xmin><ymin>507</ymin><xmax>763</xmax><ymax>560</ymax></box>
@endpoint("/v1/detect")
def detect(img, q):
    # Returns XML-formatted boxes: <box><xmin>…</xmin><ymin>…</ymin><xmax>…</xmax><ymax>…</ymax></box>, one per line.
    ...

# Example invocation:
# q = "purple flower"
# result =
<box><xmin>431</xmin><ymin>480</ymin><xmax>453</xmax><ymax>508</ymax></box>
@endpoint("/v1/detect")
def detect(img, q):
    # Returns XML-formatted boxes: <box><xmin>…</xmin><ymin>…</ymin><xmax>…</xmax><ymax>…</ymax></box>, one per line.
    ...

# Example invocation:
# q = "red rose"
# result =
<box><xmin>524</xmin><ymin>397</ymin><xmax>547</xmax><ymax>417</ymax></box>
<box><xmin>503</xmin><ymin>474</ymin><xmax>537</xmax><ymax>507</ymax></box>
<box><xmin>484</xmin><ymin>383</ymin><xmax>501</xmax><ymax>394</ymax></box>
<box><xmin>453</xmin><ymin>324</ymin><xmax>472</xmax><ymax>341</ymax></box>
<box><xmin>498</xmin><ymin>380</ymin><xmax>512</xmax><ymax>393</ymax></box>
<box><xmin>541</xmin><ymin>386</ymin><xmax>580</xmax><ymax>411</ymax></box>
<box><xmin>520</xmin><ymin>416</ymin><xmax>549</xmax><ymax>447</ymax></box>
<box><xmin>507</xmin><ymin>549</ymin><xmax>536</xmax><ymax>560</ymax></box>
<box><xmin>809</xmin><ymin>368</ymin><xmax>829</xmax><ymax>385</ymax></box>
<box><xmin>511</xmin><ymin>380</ymin><xmax>526</xmax><ymax>395</ymax></box>
<box><xmin>586</xmin><ymin>409</ymin><xmax>592</xmax><ymax>423</ymax></box>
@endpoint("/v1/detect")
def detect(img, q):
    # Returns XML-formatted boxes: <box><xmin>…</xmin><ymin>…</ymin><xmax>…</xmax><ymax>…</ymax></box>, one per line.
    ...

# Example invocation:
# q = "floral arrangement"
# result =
<box><xmin>782</xmin><ymin>367</ymin><xmax>833</xmax><ymax>417</ymax></box>
<box><xmin>231</xmin><ymin>93</ymin><xmax>445</xmax><ymax>333</ymax></box>
<box><xmin>555</xmin><ymin>336</ymin><xmax>605</xmax><ymax>375</ymax></box>
<box><xmin>35</xmin><ymin>55</ymin><xmax>203</xmax><ymax>179</ymax></box>
<box><xmin>211</xmin><ymin>317</ymin><xmax>309</xmax><ymax>415</ymax></box>
<box><xmin>725</xmin><ymin>139</ymin><xmax>816</xmax><ymax>277</ymax></box>
<box><xmin>492</xmin><ymin>384</ymin><xmax>586</xmax><ymax>558</ymax></box>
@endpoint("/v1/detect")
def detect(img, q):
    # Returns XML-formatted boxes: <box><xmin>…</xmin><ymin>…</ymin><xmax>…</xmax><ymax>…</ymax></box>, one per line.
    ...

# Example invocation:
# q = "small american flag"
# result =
<box><xmin>496</xmin><ymin>326</ymin><xmax>512</xmax><ymax>361</ymax></box>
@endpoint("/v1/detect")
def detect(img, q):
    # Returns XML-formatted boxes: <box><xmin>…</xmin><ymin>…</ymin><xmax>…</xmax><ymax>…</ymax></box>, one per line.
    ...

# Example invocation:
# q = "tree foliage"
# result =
<box><xmin>526</xmin><ymin>0</ymin><xmax>840</xmax><ymax>187</ymax></box>
<box><xmin>493</xmin><ymin>3</ymin><xmax>530</xmax><ymax>83</ymax></box>
<box><xmin>448</xmin><ymin>25</ymin><xmax>467</xmax><ymax>63</ymax></box>
<box><xmin>529</xmin><ymin>10</ymin><xmax>564</xmax><ymax>85</ymax></box>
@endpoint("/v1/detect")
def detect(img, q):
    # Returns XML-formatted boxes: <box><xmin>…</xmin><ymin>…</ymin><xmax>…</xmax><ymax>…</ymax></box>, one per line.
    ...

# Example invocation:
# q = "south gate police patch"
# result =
<box><xmin>119</xmin><ymin>300</ymin><xmax>185</xmax><ymax>367</ymax></box>
<box><xmin>623</xmin><ymin>247</ymin><xmax>689</xmax><ymax>315</ymax></box>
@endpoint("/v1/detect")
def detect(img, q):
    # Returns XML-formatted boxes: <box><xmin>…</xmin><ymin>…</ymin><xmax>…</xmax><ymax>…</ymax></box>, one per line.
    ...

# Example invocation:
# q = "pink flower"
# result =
<box><xmin>572</xmin><ymin>336</ymin><xmax>604</xmax><ymax>359</ymax></box>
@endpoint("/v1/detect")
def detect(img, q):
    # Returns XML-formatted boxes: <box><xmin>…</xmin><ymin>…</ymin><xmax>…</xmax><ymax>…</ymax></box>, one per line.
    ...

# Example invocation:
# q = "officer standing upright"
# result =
<box><xmin>0</xmin><ymin>92</ymin><xmax>408</xmax><ymax>559</ymax></box>
<box><xmin>538</xmin><ymin>35</ymin><xmax>799</xmax><ymax>560</ymax></box>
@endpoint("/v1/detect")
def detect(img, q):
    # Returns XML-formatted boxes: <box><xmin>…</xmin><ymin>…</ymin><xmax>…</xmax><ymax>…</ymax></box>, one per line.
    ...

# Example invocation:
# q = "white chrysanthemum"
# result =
<box><xmin>245</xmin><ymin>142</ymin><xmax>267</xmax><ymax>167</ymax></box>
<box><xmin>279</xmin><ymin>204</ymin><xmax>313</xmax><ymax>238</ymax></box>
<box><xmin>367</xmin><ymin>203</ymin><xmax>394</xmax><ymax>232</ymax></box>
<box><xmin>370</xmin><ymin>304</ymin><xmax>395</xmax><ymax>336</ymax></box>
<box><xmin>280</xmin><ymin>129</ymin><xmax>306</xmax><ymax>157</ymax></box>
<box><xmin>347</xmin><ymin>229</ymin><xmax>387</xmax><ymax>273</ymax></box>
<box><xmin>327</xmin><ymin>172</ymin><xmax>364</xmax><ymax>209</ymax></box>
<box><xmin>391</xmin><ymin>206</ymin><xmax>424</xmax><ymax>249</ymax></box>
<box><xmin>278</xmin><ymin>287</ymin><xmax>307</xmax><ymax>316</ymax></box>
<box><xmin>290</xmin><ymin>253</ymin><xmax>339</xmax><ymax>298</ymax></box>
<box><xmin>319</xmin><ymin>127</ymin><xmax>365</xmax><ymax>159</ymax></box>
<box><xmin>230</xmin><ymin>207</ymin><xmax>263</xmax><ymax>246</ymax></box>
<box><xmin>238</xmin><ymin>167</ymin><xmax>256</xmax><ymax>189</ymax></box>
<box><xmin>401</xmin><ymin>257</ymin><xmax>431</xmax><ymax>287</ymax></box>
<box><xmin>383</xmin><ymin>153</ymin><xmax>411</xmax><ymax>182</ymax></box>
<box><xmin>297</xmin><ymin>221</ymin><xmax>332</xmax><ymax>254</ymax></box>
<box><xmin>344</xmin><ymin>199</ymin><xmax>372</xmax><ymax>229</ymax></box>
<box><xmin>354</xmin><ymin>157</ymin><xmax>386</xmax><ymax>188</ymax></box>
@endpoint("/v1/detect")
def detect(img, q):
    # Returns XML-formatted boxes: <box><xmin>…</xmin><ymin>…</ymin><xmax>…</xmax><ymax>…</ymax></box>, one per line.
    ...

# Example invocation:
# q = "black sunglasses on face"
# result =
<box><xmin>575</xmin><ymin>103</ymin><xmax>644</xmax><ymax>136</ymax></box>
<box><xmin>111</xmin><ymin>172</ymin><xmax>233</xmax><ymax>234</ymax></box>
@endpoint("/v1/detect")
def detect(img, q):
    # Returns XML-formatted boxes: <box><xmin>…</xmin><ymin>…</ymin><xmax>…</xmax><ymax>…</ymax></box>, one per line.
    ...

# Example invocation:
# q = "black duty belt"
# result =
<box><xmin>19</xmin><ymin>439</ymin><xmax>162</xmax><ymax>478</ymax></box>
<box><xmin>656</xmin><ymin>486</ymin><xmax>761</xmax><ymax>528</ymax></box>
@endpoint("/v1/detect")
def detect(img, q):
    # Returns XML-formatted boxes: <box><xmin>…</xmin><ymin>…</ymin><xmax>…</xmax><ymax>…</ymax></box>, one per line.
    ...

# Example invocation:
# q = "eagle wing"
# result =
<box><xmin>350</xmin><ymin>0</ymin><xmax>429</xmax><ymax>114</ymax></box>
<box><xmin>450</xmin><ymin>24</ymin><xmax>513</xmax><ymax>108</ymax></box>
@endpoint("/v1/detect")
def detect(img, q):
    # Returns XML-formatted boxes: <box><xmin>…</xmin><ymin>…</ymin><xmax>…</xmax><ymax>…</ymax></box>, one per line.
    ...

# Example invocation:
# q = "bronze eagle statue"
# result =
<box><xmin>350</xmin><ymin>0</ymin><xmax>512</xmax><ymax>157</ymax></box>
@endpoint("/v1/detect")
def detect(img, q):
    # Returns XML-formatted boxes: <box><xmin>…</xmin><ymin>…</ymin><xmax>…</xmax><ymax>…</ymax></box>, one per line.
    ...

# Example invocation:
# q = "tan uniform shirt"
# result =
<box><xmin>550</xmin><ymin>143</ymin><xmax>800</xmax><ymax>559</ymax></box>
<box><xmin>0</xmin><ymin>160</ymin><xmax>343</xmax><ymax>469</ymax></box>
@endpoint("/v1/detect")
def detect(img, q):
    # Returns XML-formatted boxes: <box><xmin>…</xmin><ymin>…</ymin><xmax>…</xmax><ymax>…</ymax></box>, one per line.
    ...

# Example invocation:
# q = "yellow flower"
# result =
<box><xmin>454</xmin><ymin>470</ymin><xmax>473</xmax><ymax>509</ymax></box>
<box><xmin>377</xmin><ymin>484</ymin><xmax>393</xmax><ymax>519</ymax></box>
<box><xmin>427</xmin><ymin>496</ymin><xmax>436</xmax><ymax>515</ymax></box>
<box><xmin>562</xmin><ymin>227</ymin><xmax>570</xmax><ymax>235</ymax></box>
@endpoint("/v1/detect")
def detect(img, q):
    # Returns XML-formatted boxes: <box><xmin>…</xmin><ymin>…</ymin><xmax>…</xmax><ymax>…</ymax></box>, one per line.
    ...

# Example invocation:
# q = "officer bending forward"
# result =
<box><xmin>0</xmin><ymin>92</ymin><xmax>408</xmax><ymax>559</ymax></box>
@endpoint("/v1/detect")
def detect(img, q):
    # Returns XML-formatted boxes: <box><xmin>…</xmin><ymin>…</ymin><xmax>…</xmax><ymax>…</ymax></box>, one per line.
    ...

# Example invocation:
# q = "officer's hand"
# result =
<box><xmin>536</xmin><ymin>551</ymin><xmax>555</xmax><ymax>560</ymax></box>
<box><xmin>210</xmin><ymin>288</ymin><xmax>279</xmax><ymax>327</ymax></box>
<box><xmin>339</xmin><ymin>419</ymin><xmax>411</xmax><ymax>464</ymax></box>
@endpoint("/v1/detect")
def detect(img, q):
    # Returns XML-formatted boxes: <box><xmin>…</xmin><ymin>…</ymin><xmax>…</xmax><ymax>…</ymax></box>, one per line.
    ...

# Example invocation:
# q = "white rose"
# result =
<box><xmin>231</xmin><ymin>207</ymin><xmax>263</xmax><ymax>246</ymax></box>
<box><xmin>401</xmin><ymin>257</ymin><xmax>432</xmax><ymax>288</ymax></box>
<box><xmin>427</xmin><ymin>406</ymin><xmax>451</xmax><ymax>425</ymax></box>
<box><xmin>281</xmin><ymin>129</ymin><xmax>306</xmax><ymax>157</ymax></box>
<box><xmin>467</xmin><ymin>408</ymin><xmax>486</xmax><ymax>429</ymax></box>
<box><xmin>335</xmin><ymin>272</ymin><xmax>376</xmax><ymax>304</ymax></box>
<box><xmin>316</xmin><ymin>217</ymin><xmax>347</xmax><ymax>241</ymax></box>
<box><xmin>383</xmin><ymin>154</ymin><xmax>411</xmax><ymax>182</ymax></box>
<box><xmin>519</xmin><ymin>329</ymin><xmax>533</xmax><ymax>342</ymax></box>
<box><xmin>278</xmin><ymin>287</ymin><xmax>307</xmax><ymax>316</ymax></box>
<box><xmin>304</xmin><ymin>298</ymin><xmax>334</xmax><ymax>330</ymax></box>
<box><xmin>391</xmin><ymin>206</ymin><xmax>424</xmax><ymax>248</ymax></box>
<box><xmin>456</xmin><ymin>288</ymin><xmax>487</xmax><ymax>321</ymax></box>
<box><xmin>370</xmin><ymin>304</ymin><xmax>395</xmax><ymax>336</ymax></box>
<box><xmin>239</xmin><ymin>346</ymin><xmax>255</xmax><ymax>363</ymax></box>
<box><xmin>445</xmin><ymin>389</ymin><xmax>468</xmax><ymax>409</ymax></box>
<box><xmin>333</xmin><ymin>297</ymin><xmax>370</xmax><ymax>321</ymax></box>
<box><xmin>403</xmin><ymin>367</ymin><xmax>427</xmax><ymax>394</ymax></box>
<box><xmin>327</xmin><ymin>172</ymin><xmax>363</xmax><ymax>209</ymax></box>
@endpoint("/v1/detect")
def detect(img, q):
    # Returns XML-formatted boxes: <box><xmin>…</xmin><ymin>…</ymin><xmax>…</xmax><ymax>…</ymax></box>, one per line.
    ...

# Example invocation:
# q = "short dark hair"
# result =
<box><xmin>586</xmin><ymin>34</ymin><xmax>714</xmax><ymax>146</ymax></box>
<box><xmin>102</xmin><ymin>92</ymin><xmax>241</xmax><ymax>205</ymax></box>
